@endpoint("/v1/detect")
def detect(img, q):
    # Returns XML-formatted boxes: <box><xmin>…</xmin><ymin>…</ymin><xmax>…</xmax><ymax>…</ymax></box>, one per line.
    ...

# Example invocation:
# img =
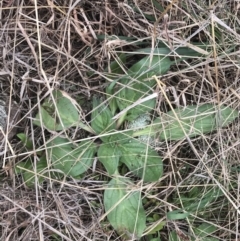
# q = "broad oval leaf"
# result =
<box><xmin>54</xmin><ymin>90</ymin><xmax>80</xmax><ymax>127</ymax></box>
<box><xmin>34</xmin><ymin>105</ymin><xmax>61</xmax><ymax>131</ymax></box>
<box><xmin>91</xmin><ymin>97</ymin><xmax>116</xmax><ymax>139</ymax></box>
<box><xmin>153</xmin><ymin>104</ymin><xmax>238</xmax><ymax>141</ymax></box>
<box><xmin>47</xmin><ymin>137</ymin><xmax>96</xmax><ymax>177</ymax></box>
<box><xmin>119</xmin><ymin>139</ymin><xmax>163</xmax><ymax>182</ymax></box>
<box><xmin>98</xmin><ymin>143</ymin><xmax>121</xmax><ymax>175</ymax></box>
<box><xmin>116</xmin><ymin>55</ymin><xmax>171</xmax><ymax>121</ymax></box>
<box><xmin>116</xmin><ymin>82</ymin><xmax>156</xmax><ymax>121</ymax></box>
<box><xmin>104</xmin><ymin>176</ymin><xmax>146</xmax><ymax>239</ymax></box>
<box><xmin>33</xmin><ymin>90</ymin><xmax>80</xmax><ymax>131</ymax></box>
<box><xmin>128</xmin><ymin>55</ymin><xmax>171</xmax><ymax>80</ymax></box>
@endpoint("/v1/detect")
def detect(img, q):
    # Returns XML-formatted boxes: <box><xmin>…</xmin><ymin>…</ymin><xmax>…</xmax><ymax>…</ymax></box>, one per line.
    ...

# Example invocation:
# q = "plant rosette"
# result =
<box><xmin>15</xmin><ymin>52</ymin><xmax>239</xmax><ymax>240</ymax></box>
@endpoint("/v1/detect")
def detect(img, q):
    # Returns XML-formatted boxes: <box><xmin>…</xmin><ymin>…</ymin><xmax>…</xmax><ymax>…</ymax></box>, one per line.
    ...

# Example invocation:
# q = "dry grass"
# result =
<box><xmin>0</xmin><ymin>0</ymin><xmax>240</xmax><ymax>240</ymax></box>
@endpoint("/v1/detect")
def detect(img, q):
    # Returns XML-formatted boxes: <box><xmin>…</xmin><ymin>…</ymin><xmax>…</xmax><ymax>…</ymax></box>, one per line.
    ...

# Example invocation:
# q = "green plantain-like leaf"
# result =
<box><xmin>34</xmin><ymin>105</ymin><xmax>60</xmax><ymax>131</ymax></box>
<box><xmin>107</xmin><ymin>53</ymin><xmax>126</xmax><ymax>77</ymax></box>
<box><xmin>116</xmin><ymin>55</ymin><xmax>171</xmax><ymax>121</ymax></box>
<box><xmin>167</xmin><ymin>210</ymin><xmax>190</xmax><ymax>220</ymax></box>
<box><xmin>145</xmin><ymin>221</ymin><xmax>166</xmax><ymax>235</ymax></box>
<box><xmin>193</xmin><ymin>223</ymin><xmax>217</xmax><ymax>238</ymax></box>
<box><xmin>106</xmin><ymin>53</ymin><xmax>127</xmax><ymax>115</ymax></box>
<box><xmin>104</xmin><ymin>176</ymin><xmax>146</xmax><ymax>239</ymax></box>
<box><xmin>91</xmin><ymin>97</ymin><xmax>116</xmax><ymax>140</ymax></box>
<box><xmin>128</xmin><ymin>55</ymin><xmax>171</xmax><ymax>80</ymax></box>
<box><xmin>152</xmin><ymin>104</ymin><xmax>238</xmax><ymax>141</ymax></box>
<box><xmin>97</xmin><ymin>132</ymin><xmax>134</xmax><ymax>175</ymax></box>
<box><xmin>119</xmin><ymin>139</ymin><xmax>163</xmax><ymax>182</ymax></box>
<box><xmin>168</xmin><ymin>223</ymin><xmax>218</xmax><ymax>241</ymax></box>
<box><xmin>47</xmin><ymin>137</ymin><xmax>96</xmax><ymax>177</ymax></box>
<box><xmin>185</xmin><ymin>186</ymin><xmax>223</xmax><ymax>213</ymax></box>
<box><xmin>98</xmin><ymin>143</ymin><xmax>121</xmax><ymax>175</ymax></box>
<box><xmin>33</xmin><ymin>90</ymin><xmax>80</xmax><ymax>131</ymax></box>
<box><xmin>53</xmin><ymin>90</ymin><xmax>79</xmax><ymax>127</ymax></box>
<box><xmin>15</xmin><ymin>156</ymin><xmax>49</xmax><ymax>187</ymax></box>
<box><xmin>108</xmin><ymin>130</ymin><xmax>134</xmax><ymax>144</ymax></box>
<box><xmin>134</xmin><ymin>45</ymin><xmax>210</xmax><ymax>58</ymax></box>
<box><xmin>17</xmin><ymin>133</ymin><xmax>33</xmax><ymax>150</ymax></box>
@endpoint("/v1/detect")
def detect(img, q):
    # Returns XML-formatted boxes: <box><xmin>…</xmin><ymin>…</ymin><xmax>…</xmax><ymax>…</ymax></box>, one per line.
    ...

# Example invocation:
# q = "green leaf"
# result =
<box><xmin>98</xmin><ymin>143</ymin><xmax>121</xmax><ymax>175</ymax></box>
<box><xmin>117</xmin><ymin>83</ymin><xmax>156</xmax><ymax>121</ymax></box>
<box><xmin>108</xmin><ymin>130</ymin><xmax>134</xmax><ymax>144</ymax></box>
<box><xmin>116</xmin><ymin>55</ymin><xmax>171</xmax><ymax>120</ymax></box>
<box><xmin>150</xmin><ymin>238</ymin><xmax>161</xmax><ymax>241</ymax></box>
<box><xmin>153</xmin><ymin>104</ymin><xmax>238</xmax><ymax>141</ymax></box>
<box><xmin>128</xmin><ymin>55</ymin><xmax>171</xmax><ymax>80</ymax></box>
<box><xmin>91</xmin><ymin>97</ymin><xmax>116</xmax><ymax>139</ymax></box>
<box><xmin>185</xmin><ymin>186</ymin><xmax>223</xmax><ymax>213</ymax></box>
<box><xmin>193</xmin><ymin>223</ymin><xmax>217</xmax><ymax>238</ymax></box>
<box><xmin>34</xmin><ymin>105</ymin><xmax>60</xmax><ymax>131</ymax></box>
<box><xmin>17</xmin><ymin>133</ymin><xmax>33</xmax><ymax>149</ymax></box>
<box><xmin>107</xmin><ymin>53</ymin><xmax>126</xmax><ymax>76</ymax></box>
<box><xmin>145</xmin><ymin>221</ymin><xmax>166</xmax><ymax>235</ymax></box>
<box><xmin>15</xmin><ymin>156</ymin><xmax>48</xmax><ymax>187</ymax></box>
<box><xmin>152</xmin><ymin>0</ymin><xmax>164</xmax><ymax>12</ymax></box>
<box><xmin>34</xmin><ymin>90</ymin><xmax>80</xmax><ymax>131</ymax></box>
<box><xmin>119</xmin><ymin>139</ymin><xmax>163</xmax><ymax>182</ymax></box>
<box><xmin>106</xmin><ymin>54</ymin><xmax>127</xmax><ymax>115</ymax></box>
<box><xmin>47</xmin><ymin>137</ymin><xmax>96</xmax><ymax>177</ymax></box>
<box><xmin>104</xmin><ymin>176</ymin><xmax>146</xmax><ymax>239</ymax></box>
<box><xmin>53</xmin><ymin>90</ymin><xmax>79</xmax><ymax>127</ymax></box>
<box><xmin>106</xmin><ymin>88</ymin><xmax>118</xmax><ymax>116</ymax></box>
<box><xmin>167</xmin><ymin>210</ymin><xmax>190</xmax><ymax>220</ymax></box>
<box><xmin>169</xmin><ymin>231</ymin><xmax>184</xmax><ymax>241</ymax></box>
<box><xmin>134</xmin><ymin>45</ymin><xmax>210</xmax><ymax>58</ymax></box>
